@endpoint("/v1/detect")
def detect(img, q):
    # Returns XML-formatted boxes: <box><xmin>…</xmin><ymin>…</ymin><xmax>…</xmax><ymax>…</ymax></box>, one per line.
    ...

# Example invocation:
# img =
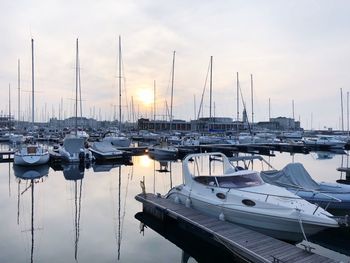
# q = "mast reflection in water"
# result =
<box><xmin>13</xmin><ymin>164</ymin><xmax>49</xmax><ymax>263</ymax></box>
<box><xmin>62</xmin><ymin>164</ymin><xmax>84</xmax><ymax>262</ymax></box>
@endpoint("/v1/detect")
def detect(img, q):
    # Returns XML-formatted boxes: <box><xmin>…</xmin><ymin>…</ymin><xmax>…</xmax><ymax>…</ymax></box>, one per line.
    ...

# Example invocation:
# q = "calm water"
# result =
<box><xmin>0</xmin><ymin>150</ymin><xmax>349</xmax><ymax>262</ymax></box>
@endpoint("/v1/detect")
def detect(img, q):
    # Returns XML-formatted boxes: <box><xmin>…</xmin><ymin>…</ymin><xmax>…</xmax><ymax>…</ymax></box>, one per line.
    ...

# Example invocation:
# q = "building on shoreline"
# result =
<box><xmin>137</xmin><ymin>116</ymin><xmax>301</xmax><ymax>133</ymax></box>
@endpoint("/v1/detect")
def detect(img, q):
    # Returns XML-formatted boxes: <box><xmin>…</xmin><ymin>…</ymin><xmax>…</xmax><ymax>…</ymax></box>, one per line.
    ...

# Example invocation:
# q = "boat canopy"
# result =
<box><xmin>260</xmin><ymin>163</ymin><xmax>320</xmax><ymax>190</ymax></box>
<box><xmin>91</xmin><ymin>141</ymin><xmax>119</xmax><ymax>153</ymax></box>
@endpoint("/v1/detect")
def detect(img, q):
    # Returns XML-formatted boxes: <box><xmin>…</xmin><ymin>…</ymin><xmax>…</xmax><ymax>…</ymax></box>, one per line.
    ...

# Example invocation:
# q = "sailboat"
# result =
<box><xmin>14</xmin><ymin>39</ymin><xmax>50</xmax><ymax>166</ymax></box>
<box><xmin>58</xmin><ymin>38</ymin><xmax>92</xmax><ymax>163</ymax></box>
<box><xmin>101</xmin><ymin>36</ymin><xmax>130</xmax><ymax>148</ymax></box>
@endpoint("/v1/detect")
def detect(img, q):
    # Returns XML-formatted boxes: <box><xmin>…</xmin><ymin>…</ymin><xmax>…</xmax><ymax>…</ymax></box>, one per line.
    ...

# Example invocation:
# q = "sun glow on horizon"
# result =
<box><xmin>137</xmin><ymin>88</ymin><xmax>154</xmax><ymax>106</ymax></box>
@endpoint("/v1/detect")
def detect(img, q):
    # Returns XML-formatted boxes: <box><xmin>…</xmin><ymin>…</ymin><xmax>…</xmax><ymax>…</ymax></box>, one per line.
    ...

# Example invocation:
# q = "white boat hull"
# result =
<box><xmin>14</xmin><ymin>152</ymin><xmax>49</xmax><ymax>166</ymax></box>
<box><xmin>148</xmin><ymin>148</ymin><xmax>177</xmax><ymax>159</ymax></box>
<box><xmin>168</xmin><ymin>190</ymin><xmax>336</xmax><ymax>241</ymax></box>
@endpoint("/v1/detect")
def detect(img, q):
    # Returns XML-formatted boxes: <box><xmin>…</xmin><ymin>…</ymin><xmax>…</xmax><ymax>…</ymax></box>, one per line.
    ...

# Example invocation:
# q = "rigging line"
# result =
<box><xmin>239</xmin><ymin>83</ymin><xmax>252</xmax><ymax>134</ymax></box>
<box><xmin>78</xmin><ymin>55</ymin><xmax>83</xmax><ymax>121</ymax></box>
<box><xmin>121</xmin><ymin>52</ymin><xmax>130</xmax><ymax>122</ymax></box>
<box><xmin>164</xmin><ymin>57</ymin><xmax>174</xmax><ymax>118</ymax></box>
<box><xmin>197</xmin><ymin>58</ymin><xmax>211</xmax><ymax>120</ymax></box>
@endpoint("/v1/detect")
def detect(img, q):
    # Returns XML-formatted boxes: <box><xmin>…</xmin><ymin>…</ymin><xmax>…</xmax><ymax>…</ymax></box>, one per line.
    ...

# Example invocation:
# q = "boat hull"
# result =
<box><xmin>14</xmin><ymin>152</ymin><xmax>50</xmax><ymax>166</ymax></box>
<box><xmin>90</xmin><ymin>149</ymin><xmax>124</xmax><ymax>161</ymax></box>
<box><xmin>167</xmin><ymin>190</ymin><xmax>337</xmax><ymax>241</ymax></box>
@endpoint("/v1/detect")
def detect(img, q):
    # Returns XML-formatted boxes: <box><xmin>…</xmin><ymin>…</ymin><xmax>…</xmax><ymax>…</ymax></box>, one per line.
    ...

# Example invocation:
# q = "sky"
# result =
<box><xmin>1</xmin><ymin>0</ymin><xmax>350</xmax><ymax>129</ymax></box>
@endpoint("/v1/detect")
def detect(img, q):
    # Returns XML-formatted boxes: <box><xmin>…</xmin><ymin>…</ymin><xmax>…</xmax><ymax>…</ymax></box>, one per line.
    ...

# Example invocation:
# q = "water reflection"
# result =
<box><xmin>336</xmin><ymin>151</ymin><xmax>350</xmax><ymax>184</ymax></box>
<box><xmin>114</xmin><ymin>165</ymin><xmax>133</xmax><ymax>261</ymax></box>
<box><xmin>1</xmin><ymin>151</ymin><xmax>349</xmax><ymax>262</ymax></box>
<box><xmin>13</xmin><ymin>164</ymin><xmax>49</xmax><ymax>263</ymax></box>
<box><xmin>314</xmin><ymin>151</ymin><xmax>336</xmax><ymax>160</ymax></box>
<box><xmin>62</xmin><ymin>164</ymin><xmax>84</xmax><ymax>262</ymax></box>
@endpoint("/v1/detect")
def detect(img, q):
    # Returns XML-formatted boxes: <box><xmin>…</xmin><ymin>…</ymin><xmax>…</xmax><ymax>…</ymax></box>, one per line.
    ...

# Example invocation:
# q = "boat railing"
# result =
<box><xmin>278</xmin><ymin>182</ymin><xmax>342</xmax><ymax>203</ymax></box>
<box><xmin>234</xmin><ymin>188</ymin><xmax>304</xmax><ymax>201</ymax></box>
<box><xmin>277</xmin><ymin>182</ymin><xmax>342</xmax><ymax>214</ymax></box>
<box><xmin>228</xmin><ymin>155</ymin><xmax>276</xmax><ymax>170</ymax></box>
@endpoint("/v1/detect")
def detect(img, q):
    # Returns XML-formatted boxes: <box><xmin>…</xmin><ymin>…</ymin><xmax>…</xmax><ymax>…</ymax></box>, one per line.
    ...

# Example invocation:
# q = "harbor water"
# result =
<box><xmin>0</xmin><ymin>148</ymin><xmax>349</xmax><ymax>262</ymax></box>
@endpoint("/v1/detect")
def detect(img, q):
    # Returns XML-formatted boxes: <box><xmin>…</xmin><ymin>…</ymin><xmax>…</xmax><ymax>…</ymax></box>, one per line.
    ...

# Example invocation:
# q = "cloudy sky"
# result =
<box><xmin>1</xmin><ymin>0</ymin><xmax>350</xmax><ymax>129</ymax></box>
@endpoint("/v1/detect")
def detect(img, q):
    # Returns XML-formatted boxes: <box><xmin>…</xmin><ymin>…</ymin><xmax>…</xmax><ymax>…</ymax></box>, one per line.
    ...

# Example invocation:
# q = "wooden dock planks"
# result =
<box><xmin>136</xmin><ymin>193</ymin><xmax>338</xmax><ymax>263</ymax></box>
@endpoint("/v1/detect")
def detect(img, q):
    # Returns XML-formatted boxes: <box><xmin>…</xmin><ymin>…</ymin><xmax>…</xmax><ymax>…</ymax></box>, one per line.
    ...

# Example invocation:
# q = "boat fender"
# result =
<box><xmin>185</xmin><ymin>198</ymin><xmax>191</xmax><ymax>208</ymax></box>
<box><xmin>219</xmin><ymin>212</ymin><xmax>225</xmax><ymax>221</ymax></box>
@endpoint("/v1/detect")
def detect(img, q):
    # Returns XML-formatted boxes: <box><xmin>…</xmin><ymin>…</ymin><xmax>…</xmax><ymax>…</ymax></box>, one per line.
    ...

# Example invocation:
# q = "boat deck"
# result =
<box><xmin>135</xmin><ymin>193</ymin><xmax>338</xmax><ymax>263</ymax></box>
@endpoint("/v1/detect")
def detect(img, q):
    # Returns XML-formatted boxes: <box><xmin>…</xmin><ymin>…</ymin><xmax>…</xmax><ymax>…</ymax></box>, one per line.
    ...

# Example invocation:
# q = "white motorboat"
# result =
<box><xmin>148</xmin><ymin>139</ymin><xmax>178</xmax><ymax>159</ymax></box>
<box><xmin>90</xmin><ymin>141</ymin><xmax>125</xmax><ymax>161</ymax></box>
<box><xmin>14</xmin><ymin>144</ymin><xmax>50</xmax><ymax>166</ymax></box>
<box><xmin>166</xmin><ymin>152</ymin><xmax>339</xmax><ymax>241</ymax></box>
<box><xmin>9</xmin><ymin>133</ymin><xmax>24</xmax><ymax>144</ymax></box>
<box><xmin>58</xmin><ymin>135</ymin><xmax>91</xmax><ymax>163</ymax></box>
<box><xmin>302</xmin><ymin>135</ymin><xmax>346</xmax><ymax>148</ymax></box>
<box><xmin>281</xmin><ymin>131</ymin><xmax>303</xmax><ymax>139</ymax></box>
<box><xmin>180</xmin><ymin>137</ymin><xmax>200</xmax><ymax>146</ymax></box>
<box><xmin>103</xmin><ymin>131</ymin><xmax>131</xmax><ymax>148</ymax></box>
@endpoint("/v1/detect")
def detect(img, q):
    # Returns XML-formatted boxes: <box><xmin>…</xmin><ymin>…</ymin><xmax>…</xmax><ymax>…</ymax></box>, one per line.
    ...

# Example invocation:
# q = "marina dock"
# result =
<box><xmin>136</xmin><ymin>193</ymin><xmax>338</xmax><ymax>263</ymax></box>
<box><xmin>0</xmin><ymin>150</ymin><xmax>14</xmax><ymax>163</ymax></box>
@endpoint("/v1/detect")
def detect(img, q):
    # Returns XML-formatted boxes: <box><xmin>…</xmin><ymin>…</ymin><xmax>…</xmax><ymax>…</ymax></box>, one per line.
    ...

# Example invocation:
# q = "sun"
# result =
<box><xmin>137</xmin><ymin>88</ymin><xmax>154</xmax><ymax>106</ymax></box>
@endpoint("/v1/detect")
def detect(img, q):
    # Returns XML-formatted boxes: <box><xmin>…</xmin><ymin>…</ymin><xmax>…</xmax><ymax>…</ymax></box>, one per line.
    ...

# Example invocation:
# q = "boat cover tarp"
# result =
<box><xmin>260</xmin><ymin>163</ymin><xmax>320</xmax><ymax>190</ymax></box>
<box><xmin>63</xmin><ymin>136</ymin><xmax>84</xmax><ymax>154</ymax></box>
<box><xmin>91</xmin><ymin>141</ymin><xmax>118</xmax><ymax>153</ymax></box>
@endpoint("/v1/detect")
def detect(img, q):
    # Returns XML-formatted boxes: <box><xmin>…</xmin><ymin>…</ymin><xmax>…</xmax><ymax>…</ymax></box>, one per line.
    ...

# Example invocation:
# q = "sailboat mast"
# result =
<box><xmin>236</xmin><ymin>72</ymin><xmax>239</xmax><ymax>133</ymax></box>
<box><xmin>170</xmin><ymin>51</ymin><xmax>176</xmax><ymax>132</ymax></box>
<box><xmin>75</xmin><ymin>38</ymin><xmax>79</xmax><ymax>136</ymax></box>
<box><xmin>209</xmin><ymin>56</ymin><xmax>213</xmax><ymax>119</ymax></box>
<box><xmin>31</xmin><ymin>39</ymin><xmax>34</xmax><ymax>125</ymax></box>
<box><xmin>341</xmin><ymin>88</ymin><xmax>344</xmax><ymax>131</ymax></box>
<box><xmin>18</xmin><ymin>59</ymin><xmax>20</xmax><ymax>126</ymax></box>
<box><xmin>153</xmin><ymin>80</ymin><xmax>156</xmax><ymax>121</ymax></box>
<box><xmin>8</xmin><ymin>84</ymin><xmax>11</xmax><ymax>129</ymax></box>
<box><xmin>268</xmin><ymin>98</ymin><xmax>271</xmax><ymax>120</ymax></box>
<box><xmin>347</xmin><ymin>91</ymin><xmax>349</xmax><ymax>138</ymax></box>
<box><xmin>118</xmin><ymin>36</ymin><xmax>122</xmax><ymax>131</ymax></box>
<box><xmin>78</xmin><ymin>54</ymin><xmax>82</xmax><ymax>125</ymax></box>
<box><xmin>250</xmin><ymin>74</ymin><xmax>254</xmax><ymax>126</ymax></box>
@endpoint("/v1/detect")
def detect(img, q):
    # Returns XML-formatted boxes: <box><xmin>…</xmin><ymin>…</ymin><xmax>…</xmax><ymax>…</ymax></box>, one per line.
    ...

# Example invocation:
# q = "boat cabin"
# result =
<box><xmin>194</xmin><ymin>170</ymin><xmax>264</xmax><ymax>188</ymax></box>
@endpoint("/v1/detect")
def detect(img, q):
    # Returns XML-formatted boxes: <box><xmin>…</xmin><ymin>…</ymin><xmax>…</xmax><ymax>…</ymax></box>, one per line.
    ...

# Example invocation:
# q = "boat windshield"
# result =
<box><xmin>217</xmin><ymin>172</ymin><xmax>264</xmax><ymax>188</ymax></box>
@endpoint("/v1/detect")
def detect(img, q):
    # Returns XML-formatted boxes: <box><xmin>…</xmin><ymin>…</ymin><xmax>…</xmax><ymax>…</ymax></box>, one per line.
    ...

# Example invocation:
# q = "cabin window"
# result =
<box><xmin>194</xmin><ymin>176</ymin><xmax>218</xmax><ymax>187</ymax></box>
<box><xmin>217</xmin><ymin>173</ymin><xmax>264</xmax><ymax>188</ymax></box>
<box><xmin>27</xmin><ymin>146</ymin><xmax>37</xmax><ymax>154</ymax></box>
